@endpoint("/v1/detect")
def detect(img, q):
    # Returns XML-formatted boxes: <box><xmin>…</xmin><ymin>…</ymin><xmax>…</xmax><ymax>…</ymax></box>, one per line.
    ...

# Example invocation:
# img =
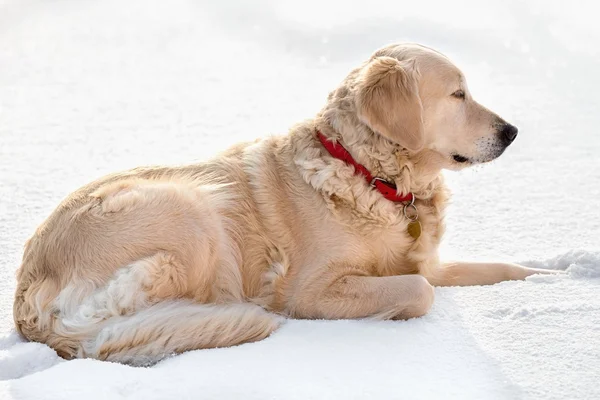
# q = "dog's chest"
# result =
<box><xmin>357</xmin><ymin>198</ymin><xmax>445</xmax><ymax>276</ymax></box>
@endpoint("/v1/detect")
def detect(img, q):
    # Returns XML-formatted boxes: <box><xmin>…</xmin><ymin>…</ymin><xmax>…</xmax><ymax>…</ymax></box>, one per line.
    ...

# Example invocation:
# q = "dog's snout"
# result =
<box><xmin>499</xmin><ymin>123</ymin><xmax>518</xmax><ymax>144</ymax></box>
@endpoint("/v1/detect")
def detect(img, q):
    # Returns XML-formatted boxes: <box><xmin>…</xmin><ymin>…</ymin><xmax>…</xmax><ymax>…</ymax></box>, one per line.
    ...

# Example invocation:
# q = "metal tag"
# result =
<box><xmin>407</xmin><ymin>220</ymin><xmax>422</xmax><ymax>240</ymax></box>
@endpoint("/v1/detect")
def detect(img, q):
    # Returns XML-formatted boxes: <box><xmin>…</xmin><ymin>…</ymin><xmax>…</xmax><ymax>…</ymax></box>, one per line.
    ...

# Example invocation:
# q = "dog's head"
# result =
<box><xmin>354</xmin><ymin>43</ymin><xmax>517</xmax><ymax>169</ymax></box>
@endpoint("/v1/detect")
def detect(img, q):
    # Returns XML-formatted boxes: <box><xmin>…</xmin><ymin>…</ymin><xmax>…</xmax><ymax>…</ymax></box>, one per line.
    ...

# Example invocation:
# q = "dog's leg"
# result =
<box><xmin>426</xmin><ymin>261</ymin><xmax>561</xmax><ymax>287</ymax></box>
<box><xmin>295</xmin><ymin>274</ymin><xmax>435</xmax><ymax>320</ymax></box>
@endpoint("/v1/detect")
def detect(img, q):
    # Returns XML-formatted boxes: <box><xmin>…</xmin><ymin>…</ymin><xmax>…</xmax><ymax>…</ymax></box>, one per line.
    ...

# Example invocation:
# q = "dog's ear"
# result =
<box><xmin>355</xmin><ymin>56</ymin><xmax>425</xmax><ymax>152</ymax></box>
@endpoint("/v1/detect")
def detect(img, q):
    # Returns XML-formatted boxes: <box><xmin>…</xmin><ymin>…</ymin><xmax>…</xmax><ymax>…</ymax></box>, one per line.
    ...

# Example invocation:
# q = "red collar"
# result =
<box><xmin>317</xmin><ymin>131</ymin><xmax>414</xmax><ymax>203</ymax></box>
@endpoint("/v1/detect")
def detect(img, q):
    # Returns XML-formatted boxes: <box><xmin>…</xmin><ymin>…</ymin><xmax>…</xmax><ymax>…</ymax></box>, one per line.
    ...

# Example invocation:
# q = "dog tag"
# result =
<box><xmin>407</xmin><ymin>221</ymin><xmax>422</xmax><ymax>240</ymax></box>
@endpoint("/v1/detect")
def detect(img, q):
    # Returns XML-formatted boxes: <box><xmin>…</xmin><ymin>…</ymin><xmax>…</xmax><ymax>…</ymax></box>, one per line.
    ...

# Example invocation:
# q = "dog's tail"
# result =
<box><xmin>76</xmin><ymin>300</ymin><xmax>282</xmax><ymax>365</ymax></box>
<box><xmin>16</xmin><ymin>271</ymin><xmax>282</xmax><ymax>365</ymax></box>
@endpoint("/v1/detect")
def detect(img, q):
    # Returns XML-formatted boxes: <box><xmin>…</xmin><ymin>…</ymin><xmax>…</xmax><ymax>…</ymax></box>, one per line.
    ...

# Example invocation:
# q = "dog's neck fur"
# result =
<box><xmin>315</xmin><ymin>95</ymin><xmax>445</xmax><ymax>201</ymax></box>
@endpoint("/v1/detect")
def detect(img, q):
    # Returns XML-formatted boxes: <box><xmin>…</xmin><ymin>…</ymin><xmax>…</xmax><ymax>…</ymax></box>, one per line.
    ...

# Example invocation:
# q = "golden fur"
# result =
<box><xmin>13</xmin><ymin>43</ymin><xmax>556</xmax><ymax>365</ymax></box>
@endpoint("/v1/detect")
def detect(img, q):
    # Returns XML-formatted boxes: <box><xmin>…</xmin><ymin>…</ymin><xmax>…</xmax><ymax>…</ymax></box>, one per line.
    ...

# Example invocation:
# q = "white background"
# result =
<box><xmin>1</xmin><ymin>1</ymin><xmax>599</xmax><ymax>399</ymax></box>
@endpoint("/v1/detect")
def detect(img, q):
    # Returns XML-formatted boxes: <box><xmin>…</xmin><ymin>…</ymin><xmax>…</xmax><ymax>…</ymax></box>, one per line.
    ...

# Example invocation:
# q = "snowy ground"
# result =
<box><xmin>1</xmin><ymin>0</ymin><xmax>599</xmax><ymax>399</ymax></box>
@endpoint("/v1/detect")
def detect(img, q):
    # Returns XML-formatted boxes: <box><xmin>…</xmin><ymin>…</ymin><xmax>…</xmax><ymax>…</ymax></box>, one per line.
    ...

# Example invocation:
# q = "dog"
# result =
<box><xmin>13</xmin><ymin>43</ymin><xmax>556</xmax><ymax>365</ymax></box>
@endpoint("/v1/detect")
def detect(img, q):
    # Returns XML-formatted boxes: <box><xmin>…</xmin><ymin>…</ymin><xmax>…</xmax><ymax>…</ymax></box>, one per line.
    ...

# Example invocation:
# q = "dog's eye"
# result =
<box><xmin>451</xmin><ymin>90</ymin><xmax>465</xmax><ymax>99</ymax></box>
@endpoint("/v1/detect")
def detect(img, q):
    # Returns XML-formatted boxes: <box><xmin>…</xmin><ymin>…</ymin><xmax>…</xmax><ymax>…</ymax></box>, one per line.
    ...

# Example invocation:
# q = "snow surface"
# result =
<box><xmin>1</xmin><ymin>0</ymin><xmax>599</xmax><ymax>399</ymax></box>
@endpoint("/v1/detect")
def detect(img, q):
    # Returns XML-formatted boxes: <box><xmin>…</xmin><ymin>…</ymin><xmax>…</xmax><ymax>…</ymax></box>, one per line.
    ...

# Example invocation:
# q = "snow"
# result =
<box><xmin>1</xmin><ymin>0</ymin><xmax>599</xmax><ymax>399</ymax></box>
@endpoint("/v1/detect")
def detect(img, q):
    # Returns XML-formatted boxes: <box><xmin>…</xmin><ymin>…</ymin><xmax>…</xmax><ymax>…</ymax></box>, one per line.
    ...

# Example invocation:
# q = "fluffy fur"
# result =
<box><xmin>13</xmin><ymin>43</ymin><xmax>556</xmax><ymax>365</ymax></box>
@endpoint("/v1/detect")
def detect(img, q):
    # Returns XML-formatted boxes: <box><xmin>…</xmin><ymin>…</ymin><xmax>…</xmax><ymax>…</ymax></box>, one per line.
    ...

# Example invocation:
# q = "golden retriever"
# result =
<box><xmin>13</xmin><ymin>43</ymin><xmax>556</xmax><ymax>365</ymax></box>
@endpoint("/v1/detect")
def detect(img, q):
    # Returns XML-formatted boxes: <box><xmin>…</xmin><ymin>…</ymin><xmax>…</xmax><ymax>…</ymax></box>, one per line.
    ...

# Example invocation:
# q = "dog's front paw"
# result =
<box><xmin>510</xmin><ymin>264</ymin><xmax>564</xmax><ymax>280</ymax></box>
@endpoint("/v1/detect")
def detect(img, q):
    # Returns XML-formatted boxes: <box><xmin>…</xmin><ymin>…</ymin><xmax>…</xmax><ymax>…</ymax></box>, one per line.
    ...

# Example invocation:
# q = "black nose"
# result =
<box><xmin>500</xmin><ymin>123</ymin><xmax>518</xmax><ymax>144</ymax></box>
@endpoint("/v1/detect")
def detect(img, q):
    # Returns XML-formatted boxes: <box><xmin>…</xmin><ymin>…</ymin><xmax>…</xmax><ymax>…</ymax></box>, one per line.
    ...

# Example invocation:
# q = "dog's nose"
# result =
<box><xmin>500</xmin><ymin>123</ymin><xmax>518</xmax><ymax>144</ymax></box>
